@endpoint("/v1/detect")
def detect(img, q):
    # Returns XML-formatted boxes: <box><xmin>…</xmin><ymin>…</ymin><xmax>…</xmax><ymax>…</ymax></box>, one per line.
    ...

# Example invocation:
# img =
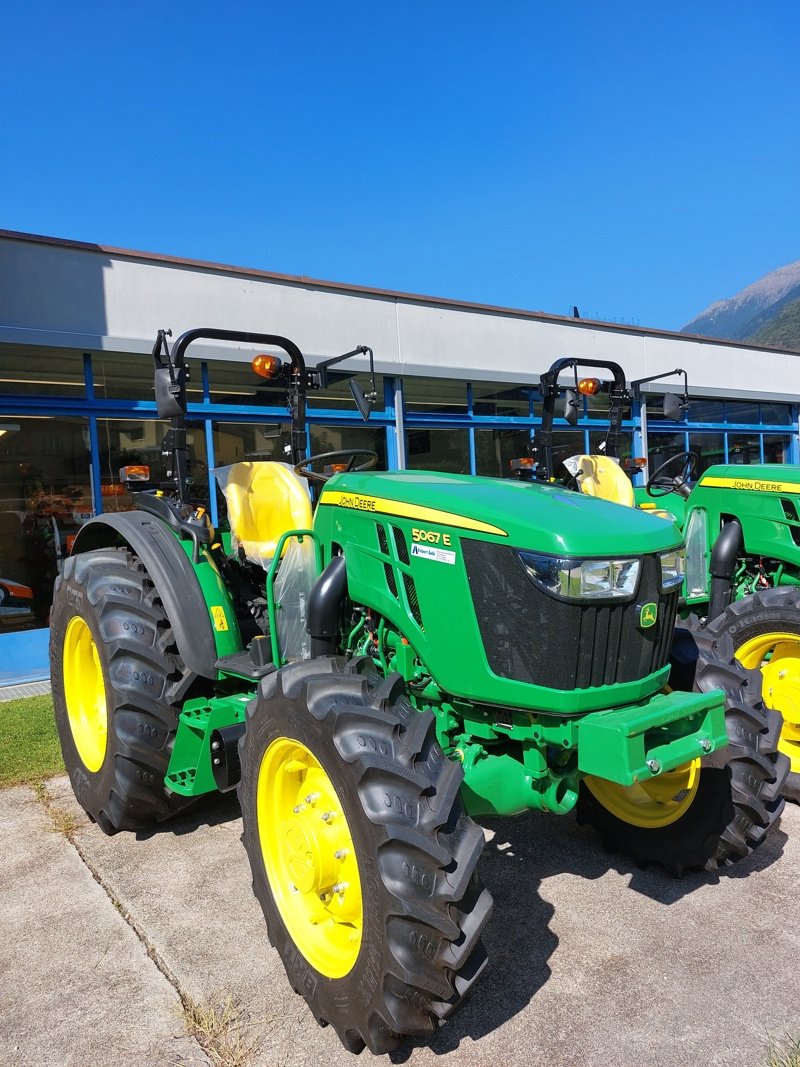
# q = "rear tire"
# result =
<box><xmin>239</xmin><ymin>657</ymin><xmax>493</xmax><ymax>1054</ymax></box>
<box><xmin>577</xmin><ymin>618</ymin><xmax>788</xmax><ymax>874</ymax></box>
<box><xmin>50</xmin><ymin>547</ymin><xmax>200</xmax><ymax>833</ymax></box>
<box><xmin>705</xmin><ymin>587</ymin><xmax>800</xmax><ymax>800</ymax></box>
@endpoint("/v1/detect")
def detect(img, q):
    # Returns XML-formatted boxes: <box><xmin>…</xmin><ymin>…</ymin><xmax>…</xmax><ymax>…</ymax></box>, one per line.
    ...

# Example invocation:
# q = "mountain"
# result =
<box><xmin>747</xmin><ymin>295</ymin><xmax>800</xmax><ymax>349</ymax></box>
<box><xmin>681</xmin><ymin>260</ymin><xmax>800</xmax><ymax>347</ymax></box>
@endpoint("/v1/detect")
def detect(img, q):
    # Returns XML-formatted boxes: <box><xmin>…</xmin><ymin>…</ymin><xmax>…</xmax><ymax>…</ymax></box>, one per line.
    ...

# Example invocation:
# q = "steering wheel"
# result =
<box><xmin>294</xmin><ymin>449</ymin><xmax>379</xmax><ymax>484</ymax></box>
<box><xmin>646</xmin><ymin>450</ymin><xmax>698</xmax><ymax>498</ymax></box>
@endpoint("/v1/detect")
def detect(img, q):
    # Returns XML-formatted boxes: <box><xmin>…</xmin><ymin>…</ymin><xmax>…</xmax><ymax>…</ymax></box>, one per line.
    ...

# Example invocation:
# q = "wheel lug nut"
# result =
<box><xmin>292</xmin><ymin>804</ymin><xmax>306</xmax><ymax>813</ymax></box>
<box><xmin>321</xmin><ymin>811</ymin><xmax>336</xmax><ymax>822</ymax></box>
<box><xmin>305</xmin><ymin>792</ymin><xmax>320</xmax><ymax>804</ymax></box>
<box><xmin>334</xmin><ymin>849</ymin><xmax>348</xmax><ymax>860</ymax></box>
<box><xmin>332</xmin><ymin>881</ymin><xmax>348</xmax><ymax>894</ymax></box>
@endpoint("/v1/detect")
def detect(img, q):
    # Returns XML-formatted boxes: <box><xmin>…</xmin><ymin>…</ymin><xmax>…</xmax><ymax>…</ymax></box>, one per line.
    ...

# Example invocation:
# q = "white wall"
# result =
<box><xmin>2</xmin><ymin>232</ymin><xmax>800</xmax><ymax>400</ymax></box>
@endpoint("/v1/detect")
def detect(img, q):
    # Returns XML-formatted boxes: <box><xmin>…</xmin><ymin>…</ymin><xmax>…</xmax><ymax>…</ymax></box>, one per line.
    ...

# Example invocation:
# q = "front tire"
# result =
<box><xmin>705</xmin><ymin>587</ymin><xmax>800</xmax><ymax>800</ymax></box>
<box><xmin>577</xmin><ymin>619</ymin><xmax>788</xmax><ymax>874</ymax></box>
<box><xmin>239</xmin><ymin>657</ymin><xmax>493</xmax><ymax>1054</ymax></box>
<box><xmin>50</xmin><ymin>547</ymin><xmax>201</xmax><ymax>833</ymax></box>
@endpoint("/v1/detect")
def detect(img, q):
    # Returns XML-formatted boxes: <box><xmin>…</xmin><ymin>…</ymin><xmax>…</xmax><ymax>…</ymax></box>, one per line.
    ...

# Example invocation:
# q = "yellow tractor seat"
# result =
<box><xmin>572</xmin><ymin>455</ymin><xmax>635</xmax><ymax>508</ymax></box>
<box><xmin>217</xmin><ymin>462</ymin><xmax>313</xmax><ymax>567</ymax></box>
<box><xmin>638</xmin><ymin>501</ymin><xmax>679</xmax><ymax>521</ymax></box>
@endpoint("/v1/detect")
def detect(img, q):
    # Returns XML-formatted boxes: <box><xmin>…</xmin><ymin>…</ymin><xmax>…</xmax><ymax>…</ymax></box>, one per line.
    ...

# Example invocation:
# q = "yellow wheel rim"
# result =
<box><xmin>257</xmin><ymin>737</ymin><xmax>363</xmax><ymax>979</ymax></box>
<box><xmin>62</xmin><ymin>616</ymin><xmax>108</xmax><ymax>773</ymax></box>
<box><xmin>736</xmin><ymin>631</ymin><xmax>800</xmax><ymax>776</ymax></box>
<box><xmin>584</xmin><ymin>759</ymin><xmax>701</xmax><ymax>828</ymax></box>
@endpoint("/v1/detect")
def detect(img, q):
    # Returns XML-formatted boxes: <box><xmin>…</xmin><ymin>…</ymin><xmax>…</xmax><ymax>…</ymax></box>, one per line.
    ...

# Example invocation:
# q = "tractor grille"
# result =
<box><xmin>375</xmin><ymin>521</ymin><xmax>424</xmax><ymax>629</ymax></box>
<box><xmin>375</xmin><ymin>523</ymin><xmax>398</xmax><ymax>598</ymax></box>
<box><xmin>461</xmin><ymin>541</ymin><xmax>678</xmax><ymax>691</ymax></box>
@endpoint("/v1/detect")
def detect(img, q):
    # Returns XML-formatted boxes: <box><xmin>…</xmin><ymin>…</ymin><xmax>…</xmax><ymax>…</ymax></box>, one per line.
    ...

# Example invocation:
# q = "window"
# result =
<box><xmin>589</xmin><ymin>430</ymin><xmax>632</xmax><ymax>462</ymax></box>
<box><xmin>406</xmin><ymin>429</ymin><xmax>470</xmax><ymax>474</ymax></box>
<box><xmin>724</xmin><ymin>400</ymin><xmax>760</xmax><ymax>425</ymax></box>
<box><xmin>96</xmin><ymin>418</ymin><xmax>208</xmax><ymax>511</ymax></box>
<box><xmin>688</xmin><ymin>433</ymin><xmax>725</xmax><ymax>475</ymax></box>
<box><xmin>93</xmin><ymin>351</ymin><xmax>160</xmax><ymax>401</ymax></box>
<box><xmin>472</xmin><ymin>383</ymin><xmax>533</xmax><ymax>418</ymax></box>
<box><xmin>475</xmin><ymin>429</ymin><xmax>532</xmax><ymax>478</ymax></box>
<box><xmin>764</xmin><ymin>435</ymin><xmax>792</xmax><ymax>463</ymax></box>
<box><xmin>0</xmin><ymin>416</ymin><xmax>91</xmax><ymax>630</ymax></box>
<box><xmin>404</xmin><ymin>378</ymin><xmax>467</xmax><ymax>416</ymax></box>
<box><xmin>761</xmin><ymin>403</ymin><xmax>794</xmax><ymax>426</ymax></box>
<box><xmin>0</xmin><ymin>348</ymin><xmax>85</xmax><ymax>396</ymax></box>
<box><xmin>308</xmin><ymin>424</ymin><xmax>388</xmax><ymax>470</ymax></box>
<box><xmin>546</xmin><ymin>430</ymin><xmax>586</xmax><ymax>477</ymax></box>
<box><xmin>648</xmin><ymin>432</ymin><xmax>688</xmax><ymax>475</ymax></box>
<box><xmin>728</xmin><ymin>434</ymin><xmax>761</xmax><ymax>464</ymax></box>
<box><xmin>688</xmin><ymin>399</ymin><xmax>725</xmax><ymax>423</ymax></box>
<box><xmin>213</xmin><ymin>422</ymin><xmax>290</xmax><ymax>465</ymax></box>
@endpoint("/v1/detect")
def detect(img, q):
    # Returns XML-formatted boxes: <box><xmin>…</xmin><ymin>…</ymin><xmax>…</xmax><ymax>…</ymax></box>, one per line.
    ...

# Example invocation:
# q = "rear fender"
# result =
<box><xmin>71</xmin><ymin>512</ymin><xmax>224</xmax><ymax>680</ymax></box>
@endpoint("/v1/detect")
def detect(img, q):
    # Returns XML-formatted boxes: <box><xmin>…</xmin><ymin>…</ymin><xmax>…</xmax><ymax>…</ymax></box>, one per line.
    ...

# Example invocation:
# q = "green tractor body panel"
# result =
<box><xmin>575</xmin><ymin>688</ymin><xmax>726</xmax><ymax>782</ymax></box>
<box><xmin>685</xmin><ymin>465</ymin><xmax>800</xmax><ymax>581</ymax></box>
<box><xmin>636</xmin><ymin>463</ymin><xmax>800</xmax><ymax>601</ymax></box>
<box><xmin>313</xmin><ymin>469</ymin><xmax>683</xmax><ymax>714</ymax></box>
<box><xmin>178</xmin><ymin>540</ymin><xmax>242</xmax><ymax>662</ymax></box>
<box><xmin>163</xmin><ymin>660</ymin><xmax>727</xmax><ymax>809</ymax></box>
<box><xmin>166</xmin><ymin>693</ymin><xmax>251</xmax><ymax>796</ymax></box>
<box><xmin>635</xmin><ymin>491</ymin><xmax>688</xmax><ymax>529</ymax></box>
<box><xmin>459</xmin><ymin>686</ymin><xmax>726</xmax><ymax>817</ymax></box>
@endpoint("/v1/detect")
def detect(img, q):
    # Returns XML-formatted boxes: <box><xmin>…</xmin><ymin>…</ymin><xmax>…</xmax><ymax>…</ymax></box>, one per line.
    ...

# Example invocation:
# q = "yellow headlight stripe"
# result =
<box><xmin>702</xmin><ymin>476</ymin><xmax>800</xmax><ymax>494</ymax></box>
<box><xmin>319</xmin><ymin>490</ymin><xmax>508</xmax><ymax>537</ymax></box>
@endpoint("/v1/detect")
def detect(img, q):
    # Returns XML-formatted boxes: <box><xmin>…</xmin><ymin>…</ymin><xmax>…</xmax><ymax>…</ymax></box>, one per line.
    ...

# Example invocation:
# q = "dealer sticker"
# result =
<box><xmin>411</xmin><ymin>543</ymin><xmax>456</xmax><ymax>565</ymax></box>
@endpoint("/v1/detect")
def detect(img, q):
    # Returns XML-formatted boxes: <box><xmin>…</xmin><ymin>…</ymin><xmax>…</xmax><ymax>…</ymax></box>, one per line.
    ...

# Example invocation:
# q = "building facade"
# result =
<box><xmin>2</xmin><ymin>229</ymin><xmax>799</xmax><ymax>683</ymax></box>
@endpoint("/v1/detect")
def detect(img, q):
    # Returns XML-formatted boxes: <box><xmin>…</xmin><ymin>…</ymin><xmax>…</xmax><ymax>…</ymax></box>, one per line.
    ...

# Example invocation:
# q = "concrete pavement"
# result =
<box><xmin>2</xmin><ymin>775</ymin><xmax>799</xmax><ymax>1067</ymax></box>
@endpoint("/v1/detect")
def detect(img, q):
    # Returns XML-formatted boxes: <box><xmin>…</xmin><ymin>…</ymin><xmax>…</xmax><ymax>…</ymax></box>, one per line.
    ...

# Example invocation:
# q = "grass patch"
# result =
<box><xmin>179</xmin><ymin>994</ymin><xmax>261</xmax><ymax>1067</ymax></box>
<box><xmin>768</xmin><ymin>1036</ymin><xmax>800</xmax><ymax>1067</ymax></box>
<box><xmin>0</xmin><ymin>694</ymin><xmax>63</xmax><ymax>787</ymax></box>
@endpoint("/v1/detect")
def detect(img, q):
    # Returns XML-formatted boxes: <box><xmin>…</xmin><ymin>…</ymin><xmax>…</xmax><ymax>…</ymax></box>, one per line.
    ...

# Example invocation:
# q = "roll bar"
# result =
<box><xmin>534</xmin><ymin>357</ymin><xmax>630</xmax><ymax>480</ymax></box>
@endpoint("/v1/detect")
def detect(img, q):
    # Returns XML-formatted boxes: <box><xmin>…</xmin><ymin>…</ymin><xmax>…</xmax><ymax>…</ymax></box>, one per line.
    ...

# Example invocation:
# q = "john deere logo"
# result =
<box><xmin>639</xmin><ymin>603</ymin><xmax>658</xmax><ymax>629</ymax></box>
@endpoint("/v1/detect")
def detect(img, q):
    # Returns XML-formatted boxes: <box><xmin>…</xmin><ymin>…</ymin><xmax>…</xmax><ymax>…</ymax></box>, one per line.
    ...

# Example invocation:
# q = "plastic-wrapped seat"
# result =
<box><xmin>215</xmin><ymin>461</ymin><xmax>313</xmax><ymax>568</ymax></box>
<box><xmin>569</xmin><ymin>454</ymin><xmax>635</xmax><ymax>508</ymax></box>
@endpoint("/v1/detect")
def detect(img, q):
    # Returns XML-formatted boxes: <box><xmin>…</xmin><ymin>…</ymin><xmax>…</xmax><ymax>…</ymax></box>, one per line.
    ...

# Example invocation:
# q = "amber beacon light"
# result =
<box><xmin>251</xmin><ymin>354</ymin><xmax>284</xmax><ymax>379</ymax></box>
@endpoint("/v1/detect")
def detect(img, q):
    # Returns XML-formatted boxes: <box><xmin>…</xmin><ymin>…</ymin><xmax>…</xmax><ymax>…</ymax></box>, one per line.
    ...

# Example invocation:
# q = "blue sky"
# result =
<box><xmin>2</xmin><ymin>1</ymin><xmax>798</xmax><ymax>330</ymax></box>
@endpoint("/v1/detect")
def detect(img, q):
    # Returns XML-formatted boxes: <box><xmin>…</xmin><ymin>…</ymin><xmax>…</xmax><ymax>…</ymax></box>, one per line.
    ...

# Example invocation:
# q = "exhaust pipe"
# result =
<box><xmin>708</xmin><ymin>519</ymin><xmax>743</xmax><ymax>622</ymax></box>
<box><xmin>307</xmin><ymin>555</ymin><xmax>347</xmax><ymax>657</ymax></box>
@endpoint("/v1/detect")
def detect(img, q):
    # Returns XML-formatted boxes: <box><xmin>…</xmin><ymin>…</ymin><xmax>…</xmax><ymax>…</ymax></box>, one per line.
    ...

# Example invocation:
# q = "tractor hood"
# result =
<box><xmin>319</xmin><ymin>470</ymin><xmax>681</xmax><ymax>557</ymax></box>
<box><xmin>698</xmin><ymin>463</ymin><xmax>800</xmax><ymax>492</ymax></box>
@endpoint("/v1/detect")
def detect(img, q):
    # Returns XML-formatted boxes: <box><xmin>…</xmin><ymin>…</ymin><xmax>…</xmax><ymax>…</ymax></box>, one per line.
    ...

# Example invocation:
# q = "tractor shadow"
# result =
<box><xmin>390</xmin><ymin>806</ymin><xmax>788</xmax><ymax>1060</ymax></box>
<box><xmin>134</xmin><ymin>788</ymin><xmax>243</xmax><ymax>840</ymax></box>
<box><xmin>129</xmin><ymin>781</ymin><xmax>789</xmax><ymax>1057</ymax></box>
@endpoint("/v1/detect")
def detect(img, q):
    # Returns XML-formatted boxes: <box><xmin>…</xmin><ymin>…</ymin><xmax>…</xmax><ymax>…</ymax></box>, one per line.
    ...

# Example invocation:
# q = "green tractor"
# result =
<box><xmin>50</xmin><ymin>332</ymin><xmax>787</xmax><ymax>1054</ymax></box>
<box><xmin>635</xmin><ymin>446</ymin><xmax>800</xmax><ymax>801</ymax></box>
<box><xmin>533</xmin><ymin>357</ymin><xmax>800</xmax><ymax>802</ymax></box>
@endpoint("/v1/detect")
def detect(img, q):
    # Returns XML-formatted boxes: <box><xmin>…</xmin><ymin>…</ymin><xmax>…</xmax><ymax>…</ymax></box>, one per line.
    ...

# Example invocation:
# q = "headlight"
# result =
<box><xmin>660</xmin><ymin>549</ymin><xmax>685</xmax><ymax>589</ymax></box>
<box><xmin>519</xmin><ymin>551</ymin><xmax>640</xmax><ymax>600</ymax></box>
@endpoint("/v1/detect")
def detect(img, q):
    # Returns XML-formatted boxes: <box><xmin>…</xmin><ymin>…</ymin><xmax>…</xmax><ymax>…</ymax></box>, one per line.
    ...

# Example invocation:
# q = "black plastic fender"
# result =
<box><xmin>71</xmin><ymin>512</ymin><xmax>218</xmax><ymax>679</ymax></box>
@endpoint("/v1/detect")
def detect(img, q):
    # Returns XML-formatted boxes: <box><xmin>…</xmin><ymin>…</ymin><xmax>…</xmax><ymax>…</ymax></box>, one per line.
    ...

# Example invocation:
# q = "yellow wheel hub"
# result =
<box><xmin>62</xmin><ymin>615</ymin><xmax>108</xmax><ymax>773</ymax></box>
<box><xmin>257</xmin><ymin>737</ymin><xmax>363</xmax><ymax>979</ymax></box>
<box><xmin>585</xmin><ymin>759</ymin><xmax>701</xmax><ymax>828</ymax></box>
<box><xmin>736</xmin><ymin>631</ymin><xmax>800</xmax><ymax>775</ymax></box>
